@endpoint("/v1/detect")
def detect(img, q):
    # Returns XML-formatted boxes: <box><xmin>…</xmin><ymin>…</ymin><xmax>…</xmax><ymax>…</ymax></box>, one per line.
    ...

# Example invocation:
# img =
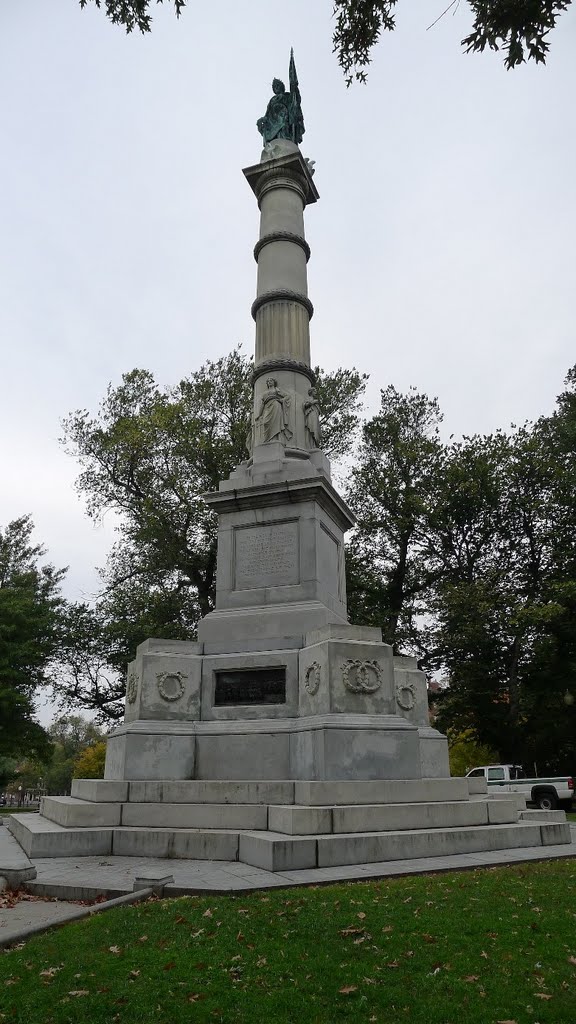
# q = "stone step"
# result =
<box><xmin>268</xmin><ymin>798</ymin><xmax>519</xmax><ymax>836</ymax></box>
<box><xmin>71</xmin><ymin>780</ymin><xmax>128</xmax><ymax>802</ymax></box>
<box><xmin>7</xmin><ymin>814</ymin><xmax>113</xmax><ymax>859</ymax></box>
<box><xmin>120</xmin><ymin>803</ymin><xmax>268</xmax><ymax>830</ymax></box>
<box><xmin>126</xmin><ymin>780</ymin><xmax>295</xmax><ymax>805</ymax></box>
<box><xmin>111</xmin><ymin>827</ymin><xmax>239</xmax><ymax>860</ymax></box>
<box><xmin>41</xmin><ymin>796</ymin><xmax>122</xmax><ymax>828</ymax></box>
<box><xmin>520</xmin><ymin>809</ymin><xmax>567</xmax><ymax>823</ymax></box>
<box><xmin>293</xmin><ymin>778</ymin><xmax>470</xmax><ymax>805</ymax></box>
<box><xmin>240</xmin><ymin>821</ymin><xmax>572</xmax><ymax>872</ymax></box>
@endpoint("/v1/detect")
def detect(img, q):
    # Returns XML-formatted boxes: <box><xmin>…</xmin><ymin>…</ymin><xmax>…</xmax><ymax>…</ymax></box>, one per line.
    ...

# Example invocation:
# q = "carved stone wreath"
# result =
<box><xmin>395</xmin><ymin>681</ymin><xmax>417</xmax><ymax>711</ymax></box>
<box><xmin>304</xmin><ymin>661</ymin><xmax>321</xmax><ymax>696</ymax></box>
<box><xmin>126</xmin><ymin>671</ymin><xmax>138</xmax><ymax>705</ymax></box>
<box><xmin>156</xmin><ymin>671</ymin><xmax>187</xmax><ymax>703</ymax></box>
<box><xmin>341</xmin><ymin>659</ymin><xmax>382</xmax><ymax>695</ymax></box>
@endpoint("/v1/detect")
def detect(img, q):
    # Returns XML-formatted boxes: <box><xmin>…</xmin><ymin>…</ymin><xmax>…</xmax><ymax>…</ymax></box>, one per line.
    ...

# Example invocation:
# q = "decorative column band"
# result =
<box><xmin>255</xmin><ymin>169</ymin><xmax>309</xmax><ymax>208</ymax></box>
<box><xmin>254</xmin><ymin>231</ymin><xmax>311</xmax><ymax>263</ymax></box>
<box><xmin>253</xmin><ymin>359</ymin><xmax>316</xmax><ymax>385</ymax></box>
<box><xmin>251</xmin><ymin>289</ymin><xmax>314</xmax><ymax>321</ymax></box>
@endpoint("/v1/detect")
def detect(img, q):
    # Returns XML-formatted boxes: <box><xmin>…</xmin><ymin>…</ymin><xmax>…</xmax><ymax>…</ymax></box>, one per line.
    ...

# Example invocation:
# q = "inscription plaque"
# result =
<box><xmin>234</xmin><ymin>520</ymin><xmax>299</xmax><ymax>590</ymax></box>
<box><xmin>214</xmin><ymin>667</ymin><xmax>286</xmax><ymax>706</ymax></box>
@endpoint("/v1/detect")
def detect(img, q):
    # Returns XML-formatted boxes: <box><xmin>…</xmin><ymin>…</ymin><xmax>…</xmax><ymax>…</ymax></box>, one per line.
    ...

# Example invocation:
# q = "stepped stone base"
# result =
<box><xmin>8</xmin><ymin>778</ymin><xmax>572</xmax><ymax>869</ymax></box>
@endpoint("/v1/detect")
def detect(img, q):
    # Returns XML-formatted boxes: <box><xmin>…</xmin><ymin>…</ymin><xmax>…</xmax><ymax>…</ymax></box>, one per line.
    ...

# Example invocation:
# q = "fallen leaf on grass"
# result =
<box><xmin>496</xmin><ymin>1020</ymin><xmax>518</xmax><ymax>1023</ymax></box>
<box><xmin>137</xmin><ymin>935</ymin><xmax>148</xmax><ymax>943</ymax></box>
<box><xmin>68</xmin><ymin>990</ymin><xmax>90</xmax><ymax>997</ymax></box>
<box><xmin>534</xmin><ymin>993</ymin><xmax>553</xmax><ymax>1000</ymax></box>
<box><xmin>40</xmin><ymin>968</ymin><xmax>61</xmax><ymax>978</ymax></box>
<box><xmin>421</xmin><ymin>934</ymin><xmax>436</xmax><ymax>944</ymax></box>
<box><xmin>386</xmin><ymin>961</ymin><xmax>399</xmax><ymax>969</ymax></box>
<box><xmin>464</xmin><ymin>975</ymin><xmax>479</xmax><ymax>983</ymax></box>
<box><xmin>129</xmin><ymin>971</ymin><xmax>140</xmax><ymax>979</ymax></box>
<box><xmin>163</xmin><ymin>962</ymin><xmax>176</xmax><ymax>972</ymax></box>
<box><xmin>382</xmin><ymin>925</ymin><xmax>393</xmax><ymax>933</ymax></box>
<box><xmin>339</xmin><ymin>985</ymin><xmax>358</xmax><ymax>995</ymax></box>
<box><xmin>174</xmin><ymin>915</ymin><xmax>188</xmax><ymax>924</ymax></box>
<box><xmin>108</xmin><ymin>946</ymin><xmax>121</xmax><ymax>955</ymax></box>
<box><xmin>568</xmin><ymin>956</ymin><xmax>576</xmax><ymax>966</ymax></box>
<box><xmin>357</xmin><ymin>912</ymin><xmax>366</xmax><ymax>920</ymax></box>
<box><xmin>340</xmin><ymin>926</ymin><xmax>365</xmax><ymax>937</ymax></box>
<box><xmin>202</xmin><ymin>909</ymin><xmax>213</xmax><ymax>918</ymax></box>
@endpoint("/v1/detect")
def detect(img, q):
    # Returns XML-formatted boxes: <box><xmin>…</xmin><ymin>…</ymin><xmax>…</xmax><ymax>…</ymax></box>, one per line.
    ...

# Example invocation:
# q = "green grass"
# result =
<box><xmin>567</xmin><ymin>812</ymin><xmax>576</xmax><ymax>822</ymax></box>
<box><xmin>1</xmin><ymin>862</ymin><xmax>576</xmax><ymax>1023</ymax></box>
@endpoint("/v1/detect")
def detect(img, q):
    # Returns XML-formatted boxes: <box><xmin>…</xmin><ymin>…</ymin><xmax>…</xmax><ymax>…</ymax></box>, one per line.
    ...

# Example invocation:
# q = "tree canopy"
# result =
<box><xmin>79</xmin><ymin>1</ymin><xmax>572</xmax><ymax>78</ymax></box>
<box><xmin>0</xmin><ymin>516</ymin><xmax>66</xmax><ymax>761</ymax></box>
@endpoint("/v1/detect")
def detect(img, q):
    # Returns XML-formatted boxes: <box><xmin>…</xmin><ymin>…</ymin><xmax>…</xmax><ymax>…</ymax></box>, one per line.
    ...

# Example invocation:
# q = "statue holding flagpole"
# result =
<box><xmin>257</xmin><ymin>49</ymin><xmax>305</xmax><ymax>147</ymax></box>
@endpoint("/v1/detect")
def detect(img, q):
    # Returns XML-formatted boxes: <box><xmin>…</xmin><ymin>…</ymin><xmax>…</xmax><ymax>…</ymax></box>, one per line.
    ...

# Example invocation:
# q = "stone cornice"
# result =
<box><xmin>254</xmin><ymin>231</ymin><xmax>311</xmax><ymax>263</ymax></box>
<box><xmin>251</xmin><ymin>289</ymin><xmax>314</xmax><ymax>321</ymax></box>
<box><xmin>203</xmin><ymin>475</ymin><xmax>356</xmax><ymax>533</ymax></box>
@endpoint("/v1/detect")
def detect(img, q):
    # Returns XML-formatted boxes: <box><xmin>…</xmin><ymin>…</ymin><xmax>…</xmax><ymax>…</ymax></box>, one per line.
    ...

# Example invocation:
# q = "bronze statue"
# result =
<box><xmin>257</xmin><ymin>49</ymin><xmax>305</xmax><ymax>146</ymax></box>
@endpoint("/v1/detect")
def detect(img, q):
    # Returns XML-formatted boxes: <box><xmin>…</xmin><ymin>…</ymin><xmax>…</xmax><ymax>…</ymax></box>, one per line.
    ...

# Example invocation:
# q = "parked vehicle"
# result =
<box><xmin>465</xmin><ymin>764</ymin><xmax>574</xmax><ymax>811</ymax></box>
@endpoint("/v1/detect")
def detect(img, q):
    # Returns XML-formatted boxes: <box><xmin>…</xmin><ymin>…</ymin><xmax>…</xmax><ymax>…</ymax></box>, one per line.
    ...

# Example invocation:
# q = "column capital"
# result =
<box><xmin>243</xmin><ymin>151</ymin><xmax>319</xmax><ymax>207</ymax></box>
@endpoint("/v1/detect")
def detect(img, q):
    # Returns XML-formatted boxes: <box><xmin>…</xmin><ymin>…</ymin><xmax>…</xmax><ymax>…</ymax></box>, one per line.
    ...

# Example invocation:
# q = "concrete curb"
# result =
<box><xmin>0</xmin><ymin>886</ymin><xmax>155</xmax><ymax>951</ymax></box>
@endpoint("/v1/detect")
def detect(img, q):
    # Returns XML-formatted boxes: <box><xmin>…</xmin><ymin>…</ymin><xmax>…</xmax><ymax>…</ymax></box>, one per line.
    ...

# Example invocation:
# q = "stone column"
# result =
<box><xmin>244</xmin><ymin>144</ymin><xmax>321</xmax><ymax>460</ymax></box>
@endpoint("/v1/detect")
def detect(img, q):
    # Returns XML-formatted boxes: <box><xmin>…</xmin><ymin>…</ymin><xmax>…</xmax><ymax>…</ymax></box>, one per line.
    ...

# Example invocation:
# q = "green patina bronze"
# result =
<box><xmin>257</xmin><ymin>48</ymin><xmax>305</xmax><ymax>146</ymax></box>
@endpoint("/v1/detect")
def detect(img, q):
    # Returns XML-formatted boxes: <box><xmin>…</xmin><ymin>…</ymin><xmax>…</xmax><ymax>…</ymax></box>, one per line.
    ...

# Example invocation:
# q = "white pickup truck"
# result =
<box><xmin>466</xmin><ymin>764</ymin><xmax>574</xmax><ymax>811</ymax></box>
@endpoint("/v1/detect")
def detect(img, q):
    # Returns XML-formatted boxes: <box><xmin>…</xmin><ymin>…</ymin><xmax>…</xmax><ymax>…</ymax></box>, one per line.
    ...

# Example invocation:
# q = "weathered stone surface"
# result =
<box><xmin>112</xmin><ymin>828</ymin><xmax>239</xmax><ymax>861</ymax></box>
<box><xmin>294</xmin><ymin>778</ymin><xmax>470</xmax><ymax>806</ymax></box>
<box><xmin>128</xmin><ymin>780</ymin><xmax>295</xmax><ymax>804</ymax></box>
<box><xmin>540</xmin><ymin>822</ymin><xmax>572</xmax><ymax>845</ymax></box>
<box><xmin>298</xmin><ymin>638</ymin><xmax>395</xmax><ymax>717</ymax></box>
<box><xmin>41</xmin><ymin>797</ymin><xmax>121</xmax><ymax>828</ymax></box>
<box><xmin>71</xmin><ymin>780</ymin><xmax>129</xmax><ymax>802</ymax></box>
<box><xmin>121</xmin><ymin>803</ymin><xmax>268</xmax><ymax>830</ymax></box>
<box><xmin>268</xmin><ymin>805</ymin><xmax>331</xmax><ymax>835</ymax></box>
<box><xmin>239</xmin><ymin>831</ymin><xmax>316</xmax><ymax>871</ymax></box>
<box><xmin>8</xmin><ymin>814</ymin><xmax>113</xmax><ymax>858</ymax></box>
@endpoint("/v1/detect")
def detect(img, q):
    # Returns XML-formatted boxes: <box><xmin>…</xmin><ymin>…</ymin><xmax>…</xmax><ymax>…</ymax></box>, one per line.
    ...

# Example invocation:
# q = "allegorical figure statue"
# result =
<box><xmin>303</xmin><ymin>387</ymin><xmax>322</xmax><ymax>449</ymax></box>
<box><xmin>255</xmin><ymin>377</ymin><xmax>293</xmax><ymax>445</ymax></box>
<box><xmin>257</xmin><ymin>48</ymin><xmax>305</xmax><ymax>146</ymax></box>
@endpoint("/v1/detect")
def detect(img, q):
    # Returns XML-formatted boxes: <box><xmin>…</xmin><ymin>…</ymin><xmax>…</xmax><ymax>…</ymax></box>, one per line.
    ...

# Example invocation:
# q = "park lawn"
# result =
<box><xmin>1</xmin><ymin>861</ymin><xmax>576</xmax><ymax>1024</ymax></box>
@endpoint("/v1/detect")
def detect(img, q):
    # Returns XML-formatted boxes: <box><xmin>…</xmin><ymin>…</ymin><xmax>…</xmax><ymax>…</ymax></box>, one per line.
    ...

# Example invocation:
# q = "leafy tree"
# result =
<box><xmin>79</xmin><ymin>1</ymin><xmax>572</xmax><ymax>78</ymax></box>
<box><xmin>58</xmin><ymin>350</ymin><xmax>367</xmax><ymax>719</ymax></box>
<box><xmin>345</xmin><ymin>385</ymin><xmax>443</xmax><ymax>652</ymax></box>
<box><xmin>447</xmin><ymin>728</ymin><xmax>498</xmax><ymax>777</ymax></box>
<box><xmin>0</xmin><ymin>516</ymin><xmax>65</xmax><ymax>761</ymax></box>
<box><xmin>73</xmin><ymin>741</ymin><xmax>107</xmax><ymax>779</ymax></box>
<box><xmin>432</xmin><ymin>387</ymin><xmax>576</xmax><ymax>771</ymax></box>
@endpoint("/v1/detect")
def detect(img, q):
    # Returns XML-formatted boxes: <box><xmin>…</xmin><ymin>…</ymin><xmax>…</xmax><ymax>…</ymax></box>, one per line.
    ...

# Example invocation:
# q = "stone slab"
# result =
<box><xmin>305</xmin><ymin>624</ymin><xmax>383</xmax><ymax>645</ymax></box>
<box><xmin>8</xmin><ymin>815</ymin><xmax>112</xmax><ymax>859</ymax></box>
<box><xmin>486</xmin><ymin>799</ymin><xmax>521</xmax><ymax>824</ymax></box>
<box><xmin>268</xmin><ymin>805</ymin><xmax>332</xmax><ymax>835</ymax></box>
<box><xmin>316</xmin><ymin>823</ymin><xmax>545</xmax><ymax>868</ymax></box>
<box><xmin>71</xmin><ymin>780</ymin><xmax>129</xmax><ymax>802</ymax></box>
<box><xmin>0</xmin><ymin>825</ymin><xmax>36</xmax><ymax>887</ymax></box>
<box><xmin>111</xmin><ymin>827</ymin><xmax>240</xmax><ymax>861</ymax></box>
<box><xmin>294</xmin><ymin>778</ymin><xmax>469</xmax><ymax>805</ymax></box>
<box><xmin>121</xmin><ymin>803</ymin><xmax>268</xmax><ymax>830</ymax></box>
<box><xmin>128</xmin><ymin>780</ymin><xmax>295</xmax><ymax>804</ymax></box>
<box><xmin>239</xmin><ymin>831</ymin><xmax>317</xmax><ymax>871</ymax></box>
<box><xmin>467</xmin><ymin>777</ymin><xmax>488</xmax><ymax>795</ymax></box>
<box><xmin>41</xmin><ymin>796</ymin><xmax>121</xmax><ymax>828</ymax></box>
<box><xmin>540</xmin><ymin>822</ymin><xmax>572</xmax><ymax>845</ymax></box>
<box><xmin>520</xmin><ymin>809</ymin><xmax>566</xmax><ymax>823</ymax></box>
<box><xmin>332</xmin><ymin>800</ymin><xmax>493</xmax><ymax>833</ymax></box>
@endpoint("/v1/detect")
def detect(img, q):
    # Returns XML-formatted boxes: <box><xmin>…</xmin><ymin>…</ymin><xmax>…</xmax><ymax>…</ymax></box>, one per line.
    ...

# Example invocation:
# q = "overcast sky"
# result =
<box><xmin>1</xmin><ymin>0</ymin><xmax>575</xmax><ymax>614</ymax></box>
